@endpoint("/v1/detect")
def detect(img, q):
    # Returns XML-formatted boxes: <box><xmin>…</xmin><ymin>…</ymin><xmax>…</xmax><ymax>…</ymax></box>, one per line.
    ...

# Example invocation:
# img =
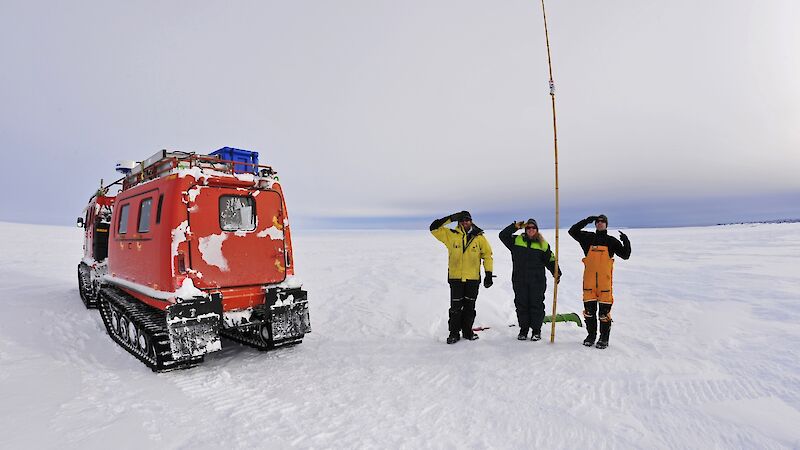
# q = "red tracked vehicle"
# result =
<box><xmin>77</xmin><ymin>148</ymin><xmax>311</xmax><ymax>371</ymax></box>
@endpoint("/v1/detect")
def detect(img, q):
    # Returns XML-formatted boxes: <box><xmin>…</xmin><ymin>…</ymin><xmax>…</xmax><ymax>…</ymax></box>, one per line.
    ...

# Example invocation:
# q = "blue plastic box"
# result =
<box><xmin>210</xmin><ymin>147</ymin><xmax>260</xmax><ymax>173</ymax></box>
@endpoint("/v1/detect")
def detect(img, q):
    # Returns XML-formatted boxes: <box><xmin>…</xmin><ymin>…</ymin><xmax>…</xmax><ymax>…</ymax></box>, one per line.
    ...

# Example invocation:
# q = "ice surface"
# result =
<box><xmin>1</xmin><ymin>222</ymin><xmax>799</xmax><ymax>448</ymax></box>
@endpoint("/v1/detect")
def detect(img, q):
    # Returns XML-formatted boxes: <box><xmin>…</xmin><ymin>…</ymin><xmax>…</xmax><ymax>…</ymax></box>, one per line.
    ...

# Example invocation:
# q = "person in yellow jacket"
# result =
<box><xmin>430</xmin><ymin>210</ymin><xmax>494</xmax><ymax>344</ymax></box>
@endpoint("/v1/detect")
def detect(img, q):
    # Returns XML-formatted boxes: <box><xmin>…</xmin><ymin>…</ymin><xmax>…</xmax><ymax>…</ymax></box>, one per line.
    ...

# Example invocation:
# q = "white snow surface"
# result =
<box><xmin>173</xmin><ymin>277</ymin><xmax>205</xmax><ymax>300</ymax></box>
<box><xmin>197</xmin><ymin>232</ymin><xmax>229</xmax><ymax>272</ymax></box>
<box><xmin>102</xmin><ymin>274</ymin><xmax>175</xmax><ymax>300</ymax></box>
<box><xmin>256</xmin><ymin>225</ymin><xmax>284</xmax><ymax>240</ymax></box>
<box><xmin>170</xmin><ymin>220</ymin><xmax>189</xmax><ymax>275</ymax></box>
<box><xmin>186</xmin><ymin>185</ymin><xmax>203</xmax><ymax>203</ymax></box>
<box><xmin>1</xmin><ymin>222</ymin><xmax>799</xmax><ymax>448</ymax></box>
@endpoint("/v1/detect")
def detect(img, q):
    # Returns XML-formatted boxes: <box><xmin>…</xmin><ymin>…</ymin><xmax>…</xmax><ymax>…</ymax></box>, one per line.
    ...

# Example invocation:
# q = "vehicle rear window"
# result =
<box><xmin>118</xmin><ymin>204</ymin><xmax>130</xmax><ymax>234</ymax></box>
<box><xmin>219</xmin><ymin>195</ymin><xmax>256</xmax><ymax>231</ymax></box>
<box><xmin>138</xmin><ymin>198</ymin><xmax>153</xmax><ymax>233</ymax></box>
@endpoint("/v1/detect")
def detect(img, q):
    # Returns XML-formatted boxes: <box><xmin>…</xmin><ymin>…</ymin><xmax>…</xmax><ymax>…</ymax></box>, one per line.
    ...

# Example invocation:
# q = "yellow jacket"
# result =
<box><xmin>431</xmin><ymin>219</ymin><xmax>493</xmax><ymax>281</ymax></box>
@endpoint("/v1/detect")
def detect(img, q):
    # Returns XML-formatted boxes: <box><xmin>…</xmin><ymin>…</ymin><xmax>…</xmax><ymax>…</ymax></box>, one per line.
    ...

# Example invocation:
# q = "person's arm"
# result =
<box><xmin>568</xmin><ymin>216</ymin><xmax>597</xmax><ymax>241</ymax></box>
<box><xmin>478</xmin><ymin>234</ymin><xmax>494</xmax><ymax>289</ymax></box>
<box><xmin>615</xmin><ymin>231</ymin><xmax>632</xmax><ymax>260</ymax></box>
<box><xmin>480</xmin><ymin>236</ymin><xmax>494</xmax><ymax>273</ymax></box>
<box><xmin>543</xmin><ymin>241</ymin><xmax>563</xmax><ymax>281</ymax></box>
<box><xmin>498</xmin><ymin>222</ymin><xmax>521</xmax><ymax>250</ymax></box>
<box><xmin>430</xmin><ymin>213</ymin><xmax>458</xmax><ymax>244</ymax></box>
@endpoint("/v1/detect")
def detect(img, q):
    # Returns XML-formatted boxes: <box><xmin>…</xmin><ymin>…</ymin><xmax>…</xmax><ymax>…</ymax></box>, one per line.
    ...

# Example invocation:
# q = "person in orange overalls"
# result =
<box><xmin>569</xmin><ymin>215</ymin><xmax>631</xmax><ymax>349</ymax></box>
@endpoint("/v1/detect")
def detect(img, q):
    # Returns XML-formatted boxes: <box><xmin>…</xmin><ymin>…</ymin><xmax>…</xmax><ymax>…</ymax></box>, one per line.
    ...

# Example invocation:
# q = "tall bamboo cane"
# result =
<box><xmin>539</xmin><ymin>0</ymin><xmax>561</xmax><ymax>343</ymax></box>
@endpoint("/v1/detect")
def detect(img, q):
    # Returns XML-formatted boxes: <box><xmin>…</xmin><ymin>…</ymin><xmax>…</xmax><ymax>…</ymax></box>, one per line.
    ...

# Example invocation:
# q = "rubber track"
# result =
<box><xmin>77</xmin><ymin>263</ymin><xmax>99</xmax><ymax>309</ymax></box>
<box><xmin>99</xmin><ymin>286</ymin><xmax>203</xmax><ymax>372</ymax></box>
<box><xmin>221</xmin><ymin>323</ymin><xmax>302</xmax><ymax>351</ymax></box>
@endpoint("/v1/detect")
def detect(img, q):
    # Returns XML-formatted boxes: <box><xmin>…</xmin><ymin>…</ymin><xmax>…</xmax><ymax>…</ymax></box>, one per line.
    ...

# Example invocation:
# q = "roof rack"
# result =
<box><xmin>121</xmin><ymin>150</ymin><xmax>275</xmax><ymax>191</ymax></box>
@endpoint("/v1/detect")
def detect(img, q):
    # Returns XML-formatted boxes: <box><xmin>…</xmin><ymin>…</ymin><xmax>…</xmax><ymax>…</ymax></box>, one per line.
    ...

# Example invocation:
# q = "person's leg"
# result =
<box><xmin>530</xmin><ymin>282</ymin><xmax>546</xmax><ymax>340</ymax></box>
<box><xmin>447</xmin><ymin>280</ymin><xmax>465</xmax><ymax>343</ymax></box>
<box><xmin>583</xmin><ymin>300</ymin><xmax>598</xmax><ymax>346</ymax></box>
<box><xmin>513</xmin><ymin>280</ymin><xmax>530</xmax><ymax>339</ymax></box>
<box><xmin>596</xmin><ymin>303</ymin><xmax>612</xmax><ymax>349</ymax></box>
<box><xmin>461</xmin><ymin>281</ymin><xmax>480</xmax><ymax>339</ymax></box>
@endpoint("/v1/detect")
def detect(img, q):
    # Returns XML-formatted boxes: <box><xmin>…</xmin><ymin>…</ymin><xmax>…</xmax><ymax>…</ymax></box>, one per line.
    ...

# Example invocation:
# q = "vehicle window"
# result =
<box><xmin>156</xmin><ymin>194</ymin><xmax>164</xmax><ymax>224</ymax></box>
<box><xmin>138</xmin><ymin>198</ymin><xmax>153</xmax><ymax>233</ymax></box>
<box><xmin>118</xmin><ymin>204</ymin><xmax>130</xmax><ymax>234</ymax></box>
<box><xmin>219</xmin><ymin>195</ymin><xmax>256</xmax><ymax>231</ymax></box>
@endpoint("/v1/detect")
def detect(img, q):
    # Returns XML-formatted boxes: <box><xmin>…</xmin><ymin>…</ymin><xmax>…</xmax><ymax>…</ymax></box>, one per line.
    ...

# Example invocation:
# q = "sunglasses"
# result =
<box><xmin>525</xmin><ymin>226</ymin><xmax>537</xmax><ymax>230</ymax></box>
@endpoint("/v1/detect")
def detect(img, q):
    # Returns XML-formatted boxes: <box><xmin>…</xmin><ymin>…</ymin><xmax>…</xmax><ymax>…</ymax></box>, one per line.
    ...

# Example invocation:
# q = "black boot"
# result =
<box><xmin>584</xmin><ymin>317</ymin><xmax>597</xmax><ymax>347</ymax></box>
<box><xmin>596</xmin><ymin>321</ymin><xmax>611</xmax><ymax>349</ymax></box>
<box><xmin>530</xmin><ymin>330</ymin><xmax>542</xmax><ymax>341</ymax></box>
<box><xmin>448</xmin><ymin>300</ymin><xmax>463</xmax><ymax>343</ymax></box>
<box><xmin>517</xmin><ymin>328</ymin><xmax>528</xmax><ymax>341</ymax></box>
<box><xmin>461</xmin><ymin>299</ymin><xmax>477</xmax><ymax>340</ymax></box>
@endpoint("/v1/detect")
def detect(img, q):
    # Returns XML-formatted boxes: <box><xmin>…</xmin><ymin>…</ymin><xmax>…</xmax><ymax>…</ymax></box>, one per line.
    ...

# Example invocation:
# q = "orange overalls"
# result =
<box><xmin>582</xmin><ymin>245</ymin><xmax>614</xmax><ymax>304</ymax></box>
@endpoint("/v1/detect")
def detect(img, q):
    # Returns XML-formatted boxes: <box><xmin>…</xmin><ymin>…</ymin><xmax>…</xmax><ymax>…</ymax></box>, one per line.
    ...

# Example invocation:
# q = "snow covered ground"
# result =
<box><xmin>1</xmin><ymin>221</ymin><xmax>799</xmax><ymax>449</ymax></box>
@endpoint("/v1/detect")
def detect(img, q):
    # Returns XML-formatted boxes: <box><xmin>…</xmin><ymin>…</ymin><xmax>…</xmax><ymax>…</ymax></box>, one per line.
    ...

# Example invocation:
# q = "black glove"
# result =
<box><xmin>450</xmin><ymin>212</ymin><xmax>463</xmax><ymax>222</ymax></box>
<box><xmin>619</xmin><ymin>231</ymin><xmax>629</xmax><ymax>242</ymax></box>
<box><xmin>556</xmin><ymin>268</ymin><xmax>563</xmax><ymax>284</ymax></box>
<box><xmin>587</xmin><ymin>215</ymin><xmax>600</xmax><ymax>222</ymax></box>
<box><xmin>483</xmin><ymin>272</ymin><xmax>493</xmax><ymax>288</ymax></box>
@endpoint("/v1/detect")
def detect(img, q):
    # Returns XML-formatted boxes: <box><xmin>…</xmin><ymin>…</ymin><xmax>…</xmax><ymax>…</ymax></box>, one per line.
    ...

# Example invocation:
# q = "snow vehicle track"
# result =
<box><xmin>77</xmin><ymin>262</ymin><xmax>99</xmax><ymax>309</ymax></box>
<box><xmin>99</xmin><ymin>286</ymin><xmax>204</xmax><ymax>372</ymax></box>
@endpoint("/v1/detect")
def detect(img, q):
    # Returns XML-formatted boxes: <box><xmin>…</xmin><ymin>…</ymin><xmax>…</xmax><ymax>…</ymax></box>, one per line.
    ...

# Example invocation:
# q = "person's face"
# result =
<box><xmin>525</xmin><ymin>225</ymin><xmax>538</xmax><ymax>238</ymax></box>
<box><xmin>595</xmin><ymin>219</ymin><xmax>607</xmax><ymax>231</ymax></box>
<box><xmin>459</xmin><ymin>218</ymin><xmax>472</xmax><ymax>231</ymax></box>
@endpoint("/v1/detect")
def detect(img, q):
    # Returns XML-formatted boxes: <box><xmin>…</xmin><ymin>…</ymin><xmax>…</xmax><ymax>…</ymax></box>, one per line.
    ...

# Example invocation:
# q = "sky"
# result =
<box><xmin>1</xmin><ymin>0</ymin><xmax>798</xmax><ymax>230</ymax></box>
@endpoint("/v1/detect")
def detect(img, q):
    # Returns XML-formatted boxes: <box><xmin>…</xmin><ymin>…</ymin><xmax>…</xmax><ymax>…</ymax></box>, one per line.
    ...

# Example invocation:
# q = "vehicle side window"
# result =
<box><xmin>118</xmin><ymin>204</ymin><xmax>130</xmax><ymax>234</ymax></box>
<box><xmin>138</xmin><ymin>198</ymin><xmax>153</xmax><ymax>233</ymax></box>
<box><xmin>219</xmin><ymin>195</ymin><xmax>256</xmax><ymax>231</ymax></box>
<box><xmin>156</xmin><ymin>194</ymin><xmax>164</xmax><ymax>224</ymax></box>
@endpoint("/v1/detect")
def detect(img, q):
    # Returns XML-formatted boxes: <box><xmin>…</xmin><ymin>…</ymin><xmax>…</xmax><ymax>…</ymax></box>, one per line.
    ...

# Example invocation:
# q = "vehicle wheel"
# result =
<box><xmin>118</xmin><ymin>316</ymin><xmax>129</xmax><ymax>341</ymax></box>
<box><xmin>136</xmin><ymin>332</ymin><xmax>150</xmax><ymax>354</ymax></box>
<box><xmin>128</xmin><ymin>321</ymin><xmax>138</xmax><ymax>344</ymax></box>
<box><xmin>111</xmin><ymin>309</ymin><xmax>121</xmax><ymax>333</ymax></box>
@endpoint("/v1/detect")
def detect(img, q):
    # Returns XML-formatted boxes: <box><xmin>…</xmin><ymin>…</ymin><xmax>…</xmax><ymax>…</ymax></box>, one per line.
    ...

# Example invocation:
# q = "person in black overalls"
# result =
<box><xmin>499</xmin><ymin>219</ymin><xmax>561</xmax><ymax>341</ymax></box>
